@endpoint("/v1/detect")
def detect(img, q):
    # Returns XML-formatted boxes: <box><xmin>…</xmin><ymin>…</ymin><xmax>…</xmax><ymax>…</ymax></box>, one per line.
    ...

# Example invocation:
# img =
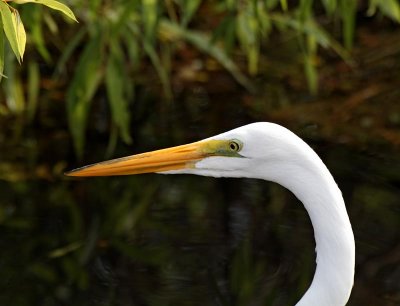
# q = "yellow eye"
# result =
<box><xmin>229</xmin><ymin>140</ymin><xmax>242</xmax><ymax>152</ymax></box>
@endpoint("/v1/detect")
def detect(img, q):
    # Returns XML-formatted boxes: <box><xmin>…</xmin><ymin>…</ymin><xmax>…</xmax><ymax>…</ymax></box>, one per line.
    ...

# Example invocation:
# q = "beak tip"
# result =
<box><xmin>64</xmin><ymin>166</ymin><xmax>88</xmax><ymax>177</ymax></box>
<box><xmin>64</xmin><ymin>170</ymin><xmax>77</xmax><ymax>177</ymax></box>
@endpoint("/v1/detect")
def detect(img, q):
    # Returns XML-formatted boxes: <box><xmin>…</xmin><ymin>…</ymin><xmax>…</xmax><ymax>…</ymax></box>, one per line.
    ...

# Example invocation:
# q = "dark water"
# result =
<box><xmin>1</xmin><ymin>94</ymin><xmax>399</xmax><ymax>306</ymax></box>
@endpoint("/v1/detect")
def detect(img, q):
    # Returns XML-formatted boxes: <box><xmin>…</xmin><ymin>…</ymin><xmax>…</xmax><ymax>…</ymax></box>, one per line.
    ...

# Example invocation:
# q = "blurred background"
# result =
<box><xmin>0</xmin><ymin>1</ymin><xmax>399</xmax><ymax>305</ymax></box>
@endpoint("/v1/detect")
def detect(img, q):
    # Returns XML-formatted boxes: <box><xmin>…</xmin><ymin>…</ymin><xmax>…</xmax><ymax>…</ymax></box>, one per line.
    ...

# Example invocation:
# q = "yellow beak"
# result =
<box><xmin>65</xmin><ymin>141</ymin><xmax>213</xmax><ymax>177</ymax></box>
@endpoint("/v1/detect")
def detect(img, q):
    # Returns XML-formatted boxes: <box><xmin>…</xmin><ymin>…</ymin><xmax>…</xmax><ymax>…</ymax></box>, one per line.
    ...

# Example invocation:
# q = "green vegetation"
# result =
<box><xmin>0</xmin><ymin>0</ymin><xmax>76</xmax><ymax>74</ymax></box>
<box><xmin>1</xmin><ymin>0</ymin><xmax>399</xmax><ymax>156</ymax></box>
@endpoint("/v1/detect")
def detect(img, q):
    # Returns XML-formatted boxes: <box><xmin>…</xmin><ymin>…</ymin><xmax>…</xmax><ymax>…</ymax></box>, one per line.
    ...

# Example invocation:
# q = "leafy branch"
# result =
<box><xmin>0</xmin><ymin>0</ymin><xmax>77</xmax><ymax>79</ymax></box>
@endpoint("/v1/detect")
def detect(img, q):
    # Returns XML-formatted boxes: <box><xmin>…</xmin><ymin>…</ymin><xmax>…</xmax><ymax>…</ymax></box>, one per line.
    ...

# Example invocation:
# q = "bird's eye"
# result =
<box><xmin>229</xmin><ymin>140</ymin><xmax>242</xmax><ymax>152</ymax></box>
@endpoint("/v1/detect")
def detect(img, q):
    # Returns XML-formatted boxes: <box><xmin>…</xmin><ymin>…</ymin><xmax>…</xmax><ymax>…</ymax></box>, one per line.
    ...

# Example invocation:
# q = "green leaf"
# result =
<box><xmin>29</xmin><ymin>6</ymin><xmax>51</xmax><ymax>61</ymax></box>
<box><xmin>321</xmin><ymin>0</ymin><xmax>337</xmax><ymax>15</ymax></box>
<box><xmin>12</xmin><ymin>10</ymin><xmax>26</xmax><ymax>60</ymax></box>
<box><xmin>9</xmin><ymin>73</ymin><xmax>25</xmax><ymax>113</ymax></box>
<box><xmin>304</xmin><ymin>36</ymin><xmax>318</xmax><ymax>94</ymax></box>
<box><xmin>0</xmin><ymin>2</ymin><xmax>21</xmax><ymax>62</ymax></box>
<box><xmin>340</xmin><ymin>0</ymin><xmax>356</xmax><ymax>49</ymax></box>
<box><xmin>55</xmin><ymin>26</ymin><xmax>86</xmax><ymax>75</ymax></box>
<box><xmin>368</xmin><ymin>0</ymin><xmax>400</xmax><ymax>22</ymax></box>
<box><xmin>142</xmin><ymin>0</ymin><xmax>157</xmax><ymax>42</ymax></box>
<box><xmin>280</xmin><ymin>0</ymin><xmax>288</xmax><ymax>11</ymax></box>
<box><xmin>123</xmin><ymin>30</ymin><xmax>141</xmax><ymax>71</ymax></box>
<box><xmin>181</xmin><ymin>0</ymin><xmax>202</xmax><ymax>26</ymax></box>
<box><xmin>129</xmin><ymin>23</ymin><xmax>172</xmax><ymax>100</ymax></box>
<box><xmin>15</xmin><ymin>0</ymin><xmax>78</xmax><ymax>22</ymax></box>
<box><xmin>0</xmin><ymin>17</ymin><xmax>4</xmax><ymax>80</ymax></box>
<box><xmin>299</xmin><ymin>0</ymin><xmax>313</xmax><ymax>21</ymax></box>
<box><xmin>27</xmin><ymin>61</ymin><xmax>40</xmax><ymax>122</ymax></box>
<box><xmin>48</xmin><ymin>241</ymin><xmax>82</xmax><ymax>258</ymax></box>
<box><xmin>143</xmin><ymin>38</ymin><xmax>172</xmax><ymax>100</ymax></box>
<box><xmin>105</xmin><ymin>43</ymin><xmax>132</xmax><ymax>145</ymax></box>
<box><xmin>67</xmin><ymin>34</ymin><xmax>103</xmax><ymax>157</ymax></box>
<box><xmin>236</xmin><ymin>6</ymin><xmax>259</xmax><ymax>75</ymax></box>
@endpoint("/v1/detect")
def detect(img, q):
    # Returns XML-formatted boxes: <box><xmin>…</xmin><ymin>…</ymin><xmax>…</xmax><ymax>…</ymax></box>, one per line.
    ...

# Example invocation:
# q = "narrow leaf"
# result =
<box><xmin>321</xmin><ymin>0</ymin><xmax>336</xmax><ymax>15</ymax></box>
<box><xmin>304</xmin><ymin>35</ymin><xmax>318</xmax><ymax>94</ymax></box>
<box><xmin>27</xmin><ymin>61</ymin><xmax>40</xmax><ymax>121</ymax></box>
<box><xmin>143</xmin><ymin>39</ymin><xmax>172</xmax><ymax>100</ymax></box>
<box><xmin>374</xmin><ymin>0</ymin><xmax>400</xmax><ymax>22</ymax></box>
<box><xmin>106</xmin><ymin>44</ymin><xmax>132</xmax><ymax>144</ymax></box>
<box><xmin>280</xmin><ymin>0</ymin><xmax>288</xmax><ymax>11</ymax></box>
<box><xmin>129</xmin><ymin>22</ymin><xmax>172</xmax><ymax>99</ymax></box>
<box><xmin>142</xmin><ymin>0</ymin><xmax>157</xmax><ymax>42</ymax></box>
<box><xmin>340</xmin><ymin>0</ymin><xmax>356</xmax><ymax>49</ymax></box>
<box><xmin>236</xmin><ymin>7</ymin><xmax>259</xmax><ymax>75</ymax></box>
<box><xmin>12</xmin><ymin>11</ymin><xmax>26</xmax><ymax>60</ymax></box>
<box><xmin>0</xmin><ymin>17</ymin><xmax>5</xmax><ymax>80</ymax></box>
<box><xmin>15</xmin><ymin>0</ymin><xmax>78</xmax><ymax>22</ymax></box>
<box><xmin>123</xmin><ymin>30</ymin><xmax>140</xmax><ymax>71</ymax></box>
<box><xmin>10</xmin><ymin>74</ymin><xmax>25</xmax><ymax>113</ymax></box>
<box><xmin>48</xmin><ymin>241</ymin><xmax>82</xmax><ymax>258</ymax></box>
<box><xmin>0</xmin><ymin>2</ymin><xmax>21</xmax><ymax>62</ymax></box>
<box><xmin>30</xmin><ymin>6</ymin><xmax>51</xmax><ymax>61</ymax></box>
<box><xmin>67</xmin><ymin>35</ymin><xmax>103</xmax><ymax>157</ymax></box>
<box><xmin>55</xmin><ymin>26</ymin><xmax>86</xmax><ymax>75</ymax></box>
<box><xmin>182</xmin><ymin>0</ymin><xmax>202</xmax><ymax>26</ymax></box>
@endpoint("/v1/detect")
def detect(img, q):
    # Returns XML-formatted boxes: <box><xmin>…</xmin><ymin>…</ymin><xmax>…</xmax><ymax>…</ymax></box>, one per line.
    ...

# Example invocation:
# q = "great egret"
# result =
<box><xmin>66</xmin><ymin>122</ymin><xmax>355</xmax><ymax>306</ymax></box>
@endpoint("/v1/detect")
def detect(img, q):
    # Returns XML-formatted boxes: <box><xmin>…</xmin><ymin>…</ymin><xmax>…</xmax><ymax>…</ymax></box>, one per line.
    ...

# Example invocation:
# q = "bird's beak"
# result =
<box><xmin>65</xmin><ymin>140</ymin><xmax>219</xmax><ymax>177</ymax></box>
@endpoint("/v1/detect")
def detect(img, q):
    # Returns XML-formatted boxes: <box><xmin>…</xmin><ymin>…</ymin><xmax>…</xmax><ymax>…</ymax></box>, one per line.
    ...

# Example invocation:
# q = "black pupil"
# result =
<box><xmin>230</xmin><ymin>142</ymin><xmax>238</xmax><ymax>151</ymax></box>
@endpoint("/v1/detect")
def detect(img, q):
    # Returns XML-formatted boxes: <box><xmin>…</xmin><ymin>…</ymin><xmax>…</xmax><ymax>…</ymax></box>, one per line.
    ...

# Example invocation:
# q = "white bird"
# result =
<box><xmin>66</xmin><ymin>122</ymin><xmax>355</xmax><ymax>306</ymax></box>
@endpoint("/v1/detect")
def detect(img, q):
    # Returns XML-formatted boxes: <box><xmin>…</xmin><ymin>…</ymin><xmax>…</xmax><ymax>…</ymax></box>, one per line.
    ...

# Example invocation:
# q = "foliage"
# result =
<box><xmin>0</xmin><ymin>0</ymin><xmax>400</xmax><ymax>157</ymax></box>
<box><xmin>0</xmin><ymin>0</ymin><xmax>76</xmax><ymax>77</ymax></box>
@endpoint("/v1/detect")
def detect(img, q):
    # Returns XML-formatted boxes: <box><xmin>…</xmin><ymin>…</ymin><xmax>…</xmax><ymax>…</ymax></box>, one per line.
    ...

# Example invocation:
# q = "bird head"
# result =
<box><xmin>65</xmin><ymin>122</ymin><xmax>308</xmax><ymax>181</ymax></box>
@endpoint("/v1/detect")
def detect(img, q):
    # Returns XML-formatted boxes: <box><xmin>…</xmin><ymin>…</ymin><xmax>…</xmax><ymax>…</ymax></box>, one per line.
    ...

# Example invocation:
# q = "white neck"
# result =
<box><xmin>265</xmin><ymin>155</ymin><xmax>355</xmax><ymax>306</ymax></box>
